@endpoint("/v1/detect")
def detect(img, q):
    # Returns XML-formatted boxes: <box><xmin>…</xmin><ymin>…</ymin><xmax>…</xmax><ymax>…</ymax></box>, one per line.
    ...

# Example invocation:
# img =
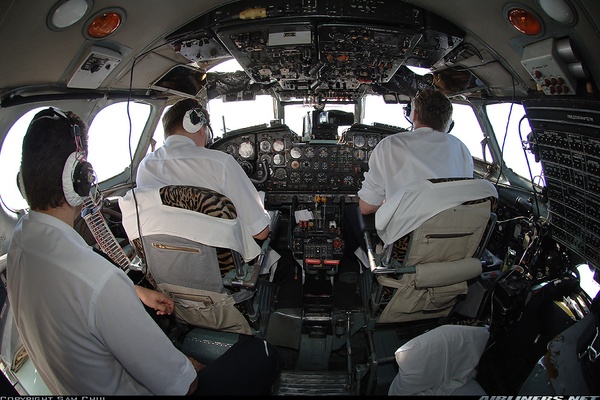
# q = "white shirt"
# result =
<box><xmin>358</xmin><ymin>127</ymin><xmax>474</xmax><ymax>207</ymax></box>
<box><xmin>137</xmin><ymin>135</ymin><xmax>271</xmax><ymax>237</ymax></box>
<box><xmin>6</xmin><ymin>211</ymin><xmax>196</xmax><ymax>395</ymax></box>
<box><xmin>376</xmin><ymin>178</ymin><xmax>498</xmax><ymax>245</ymax></box>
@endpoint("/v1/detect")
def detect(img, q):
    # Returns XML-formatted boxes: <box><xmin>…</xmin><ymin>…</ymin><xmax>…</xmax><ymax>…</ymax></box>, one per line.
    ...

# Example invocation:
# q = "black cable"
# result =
<box><xmin>517</xmin><ymin>114</ymin><xmax>545</xmax><ymax>221</ymax></box>
<box><xmin>494</xmin><ymin>76</ymin><xmax>516</xmax><ymax>187</ymax></box>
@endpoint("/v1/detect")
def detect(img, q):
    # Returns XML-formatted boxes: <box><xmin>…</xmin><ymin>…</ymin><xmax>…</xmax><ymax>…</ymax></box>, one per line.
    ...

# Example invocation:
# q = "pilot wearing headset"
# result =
<box><xmin>136</xmin><ymin>98</ymin><xmax>271</xmax><ymax>241</ymax></box>
<box><xmin>342</xmin><ymin>88</ymin><xmax>474</xmax><ymax>257</ymax></box>
<box><xmin>357</xmin><ymin>88</ymin><xmax>473</xmax><ymax>215</ymax></box>
<box><xmin>7</xmin><ymin>108</ymin><xmax>200</xmax><ymax>395</ymax></box>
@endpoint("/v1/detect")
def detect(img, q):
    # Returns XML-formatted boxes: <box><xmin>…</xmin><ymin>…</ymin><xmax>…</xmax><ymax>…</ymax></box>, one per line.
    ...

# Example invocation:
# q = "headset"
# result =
<box><xmin>403</xmin><ymin>100</ymin><xmax>414</xmax><ymax>125</ymax></box>
<box><xmin>26</xmin><ymin>107</ymin><xmax>96</xmax><ymax>207</ymax></box>
<box><xmin>182</xmin><ymin>106</ymin><xmax>213</xmax><ymax>146</ymax></box>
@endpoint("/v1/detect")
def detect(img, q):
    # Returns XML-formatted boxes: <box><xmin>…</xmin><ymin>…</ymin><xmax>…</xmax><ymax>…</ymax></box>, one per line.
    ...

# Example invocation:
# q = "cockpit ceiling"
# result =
<box><xmin>165</xmin><ymin>0</ymin><xmax>470</xmax><ymax>102</ymax></box>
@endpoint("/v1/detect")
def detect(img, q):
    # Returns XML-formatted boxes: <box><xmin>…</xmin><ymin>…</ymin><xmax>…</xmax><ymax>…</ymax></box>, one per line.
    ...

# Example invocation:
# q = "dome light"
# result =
<box><xmin>47</xmin><ymin>0</ymin><xmax>92</xmax><ymax>30</ymax></box>
<box><xmin>537</xmin><ymin>0</ymin><xmax>576</xmax><ymax>25</ymax></box>
<box><xmin>86</xmin><ymin>9</ymin><xmax>124</xmax><ymax>39</ymax></box>
<box><xmin>507</xmin><ymin>8</ymin><xmax>543</xmax><ymax>35</ymax></box>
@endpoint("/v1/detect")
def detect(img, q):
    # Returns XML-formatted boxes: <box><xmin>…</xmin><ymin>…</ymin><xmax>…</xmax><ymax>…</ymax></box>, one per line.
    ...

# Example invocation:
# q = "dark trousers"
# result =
<box><xmin>194</xmin><ymin>334</ymin><xmax>280</xmax><ymax>396</ymax></box>
<box><xmin>342</xmin><ymin>203</ymin><xmax>369</xmax><ymax>257</ymax></box>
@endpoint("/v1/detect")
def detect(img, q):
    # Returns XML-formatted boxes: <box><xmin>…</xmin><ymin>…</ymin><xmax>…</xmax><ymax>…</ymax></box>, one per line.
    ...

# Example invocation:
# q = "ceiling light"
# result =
<box><xmin>507</xmin><ymin>7</ymin><xmax>543</xmax><ymax>35</ymax></box>
<box><xmin>47</xmin><ymin>0</ymin><xmax>93</xmax><ymax>30</ymax></box>
<box><xmin>85</xmin><ymin>8</ymin><xmax>124</xmax><ymax>39</ymax></box>
<box><xmin>537</xmin><ymin>0</ymin><xmax>576</xmax><ymax>25</ymax></box>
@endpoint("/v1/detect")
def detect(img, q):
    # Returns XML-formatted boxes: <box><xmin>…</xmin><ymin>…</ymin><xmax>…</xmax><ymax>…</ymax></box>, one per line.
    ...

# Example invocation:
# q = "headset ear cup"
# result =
<box><xmin>183</xmin><ymin>108</ymin><xmax>205</xmax><ymax>133</ymax></box>
<box><xmin>182</xmin><ymin>107</ymin><xmax>209</xmax><ymax>134</ymax></box>
<box><xmin>62</xmin><ymin>152</ymin><xmax>94</xmax><ymax>207</ymax></box>
<box><xmin>74</xmin><ymin>160</ymin><xmax>95</xmax><ymax>196</ymax></box>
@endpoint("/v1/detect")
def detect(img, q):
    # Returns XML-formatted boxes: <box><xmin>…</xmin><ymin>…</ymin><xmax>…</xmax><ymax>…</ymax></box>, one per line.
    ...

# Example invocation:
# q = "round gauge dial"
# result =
<box><xmin>226</xmin><ymin>144</ymin><xmax>237</xmax><ymax>156</ymax></box>
<box><xmin>318</xmin><ymin>146</ymin><xmax>329</xmax><ymax>158</ymax></box>
<box><xmin>321</xmin><ymin>161</ymin><xmax>328</xmax><ymax>170</ymax></box>
<box><xmin>354</xmin><ymin>135</ymin><xmax>366</xmax><ymax>148</ymax></box>
<box><xmin>260</xmin><ymin>140</ymin><xmax>271</xmax><ymax>152</ymax></box>
<box><xmin>289</xmin><ymin>171</ymin><xmax>301</xmax><ymax>184</ymax></box>
<box><xmin>313</xmin><ymin>161</ymin><xmax>321</xmax><ymax>170</ymax></box>
<box><xmin>317</xmin><ymin>172</ymin><xmax>328</xmax><ymax>183</ymax></box>
<box><xmin>238</xmin><ymin>141</ymin><xmax>255</xmax><ymax>159</ymax></box>
<box><xmin>343</xmin><ymin>175</ymin><xmax>354</xmax><ymax>186</ymax></box>
<box><xmin>330</xmin><ymin>175</ymin><xmax>341</xmax><ymax>189</ymax></box>
<box><xmin>367</xmin><ymin>136</ymin><xmax>379</xmax><ymax>148</ymax></box>
<box><xmin>354</xmin><ymin>149</ymin><xmax>366</xmax><ymax>161</ymax></box>
<box><xmin>304</xmin><ymin>146</ymin><xmax>315</xmax><ymax>158</ymax></box>
<box><xmin>260</xmin><ymin>154</ymin><xmax>272</xmax><ymax>165</ymax></box>
<box><xmin>290</xmin><ymin>147</ymin><xmax>302</xmax><ymax>159</ymax></box>
<box><xmin>273</xmin><ymin>168</ymin><xmax>287</xmax><ymax>180</ymax></box>
<box><xmin>290</xmin><ymin>160</ymin><xmax>300</xmax><ymax>169</ymax></box>
<box><xmin>273</xmin><ymin>139</ymin><xmax>285</xmax><ymax>152</ymax></box>
<box><xmin>273</xmin><ymin>153</ymin><xmax>285</xmax><ymax>165</ymax></box>
<box><xmin>303</xmin><ymin>171</ymin><xmax>314</xmax><ymax>182</ymax></box>
<box><xmin>239</xmin><ymin>161</ymin><xmax>253</xmax><ymax>175</ymax></box>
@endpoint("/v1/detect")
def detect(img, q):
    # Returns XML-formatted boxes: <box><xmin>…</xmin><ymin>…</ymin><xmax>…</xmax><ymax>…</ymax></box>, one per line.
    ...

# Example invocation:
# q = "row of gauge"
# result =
<box><xmin>215</xmin><ymin>130</ymin><xmax>387</xmax><ymax>191</ymax></box>
<box><xmin>224</xmin><ymin>135</ymin><xmax>382</xmax><ymax>163</ymax></box>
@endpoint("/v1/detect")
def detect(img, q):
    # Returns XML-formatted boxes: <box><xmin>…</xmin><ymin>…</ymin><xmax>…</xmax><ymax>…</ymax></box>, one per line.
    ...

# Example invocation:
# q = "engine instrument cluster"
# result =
<box><xmin>210</xmin><ymin>122</ymin><xmax>403</xmax><ymax>205</ymax></box>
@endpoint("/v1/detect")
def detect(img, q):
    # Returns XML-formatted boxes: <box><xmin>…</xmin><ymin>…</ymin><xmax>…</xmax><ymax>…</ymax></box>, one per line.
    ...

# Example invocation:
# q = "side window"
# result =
<box><xmin>449</xmin><ymin>103</ymin><xmax>488</xmax><ymax>161</ymax></box>
<box><xmin>87</xmin><ymin>102</ymin><xmax>151</xmax><ymax>182</ymax></box>
<box><xmin>0</xmin><ymin>108</ymin><xmax>45</xmax><ymax>211</ymax></box>
<box><xmin>485</xmin><ymin>103</ymin><xmax>543</xmax><ymax>182</ymax></box>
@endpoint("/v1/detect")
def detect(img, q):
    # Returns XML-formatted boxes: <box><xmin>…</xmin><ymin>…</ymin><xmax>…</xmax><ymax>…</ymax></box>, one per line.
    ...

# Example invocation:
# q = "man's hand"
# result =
<box><xmin>134</xmin><ymin>285</ymin><xmax>175</xmax><ymax>316</ymax></box>
<box><xmin>187</xmin><ymin>356</ymin><xmax>206</xmax><ymax>373</ymax></box>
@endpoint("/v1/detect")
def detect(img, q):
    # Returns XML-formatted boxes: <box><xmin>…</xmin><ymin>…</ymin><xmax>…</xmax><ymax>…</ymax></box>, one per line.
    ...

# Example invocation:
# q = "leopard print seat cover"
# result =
<box><xmin>132</xmin><ymin>185</ymin><xmax>238</xmax><ymax>277</ymax></box>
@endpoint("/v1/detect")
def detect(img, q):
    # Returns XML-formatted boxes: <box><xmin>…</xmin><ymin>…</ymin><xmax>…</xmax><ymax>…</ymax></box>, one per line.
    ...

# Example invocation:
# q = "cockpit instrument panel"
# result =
<box><xmin>210</xmin><ymin>122</ymin><xmax>403</xmax><ymax>205</ymax></box>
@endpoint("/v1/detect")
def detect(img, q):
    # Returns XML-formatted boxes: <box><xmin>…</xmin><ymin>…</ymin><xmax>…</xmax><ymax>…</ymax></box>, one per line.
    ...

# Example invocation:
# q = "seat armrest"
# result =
<box><xmin>268</xmin><ymin>210</ymin><xmax>281</xmax><ymax>238</ymax></box>
<box><xmin>225</xmin><ymin>212</ymin><xmax>277</xmax><ymax>289</ymax></box>
<box><xmin>357</xmin><ymin>210</ymin><xmax>380</xmax><ymax>272</ymax></box>
<box><xmin>358</xmin><ymin>209</ymin><xmax>376</xmax><ymax>234</ymax></box>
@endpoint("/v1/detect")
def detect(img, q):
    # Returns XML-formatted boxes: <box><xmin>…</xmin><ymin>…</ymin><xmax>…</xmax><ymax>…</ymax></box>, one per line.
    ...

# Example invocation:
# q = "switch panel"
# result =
<box><xmin>68</xmin><ymin>46</ymin><xmax>122</xmax><ymax>89</ymax></box>
<box><xmin>521</xmin><ymin>38</ymin><xmax>576</xmax><ymax>95</ymax></box>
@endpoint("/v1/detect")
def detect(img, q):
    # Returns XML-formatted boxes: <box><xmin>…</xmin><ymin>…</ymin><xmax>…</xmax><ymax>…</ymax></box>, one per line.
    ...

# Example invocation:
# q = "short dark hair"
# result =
<box><xmin>20</xmin><ymin>108</ymin><xmax>88</xmax><ymax>211</ymax></box>
<box><xmin>413</xmin><ymin>89</ymin><xmax>453</xmax><ymax>132</ymax></box>
<box><xmin>162</xmin><ymin>98</ymin><xmax>210</xmax><ymax>138</ymax></box>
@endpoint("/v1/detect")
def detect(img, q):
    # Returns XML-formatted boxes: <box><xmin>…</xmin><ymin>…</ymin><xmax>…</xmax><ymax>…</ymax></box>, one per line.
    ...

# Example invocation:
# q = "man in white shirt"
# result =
<box><xmin>8</xmin><ymin>107</ymin><xmax>280</xmax><ymax>395</ymax></box>
<box><xmin>136</xmin><ymin>98</ymin><xmax>271</xmax><ymax>242</ymax></box>
<box><xmin>343</xmin><ymin>89</ymin><xmax>474</xmax><ymax>254</ymax></box>
<box><xmin>8</xmin><ymin>108</ymin><xmax>200</xmax><ymax>395</ymax></box>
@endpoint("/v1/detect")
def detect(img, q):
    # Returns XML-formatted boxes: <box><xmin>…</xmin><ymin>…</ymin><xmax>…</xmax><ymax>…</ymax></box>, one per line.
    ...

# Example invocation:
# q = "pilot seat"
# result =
<box><xmin>354</xmin><ymin>177</ymin><xmax>498</xmax><ymax>394</ymax></box>
<box><xmin>119</xmin><ymin>185</ymin><xmax>278</xmax><ymax>363</ymax></box>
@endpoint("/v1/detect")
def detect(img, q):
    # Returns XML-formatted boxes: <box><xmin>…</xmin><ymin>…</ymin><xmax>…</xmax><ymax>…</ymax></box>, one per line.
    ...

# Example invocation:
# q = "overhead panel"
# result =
<box><xmin>166</xmin><ymin>0</ymin><xmax>465</xmax><ymax>102</ymax></box>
